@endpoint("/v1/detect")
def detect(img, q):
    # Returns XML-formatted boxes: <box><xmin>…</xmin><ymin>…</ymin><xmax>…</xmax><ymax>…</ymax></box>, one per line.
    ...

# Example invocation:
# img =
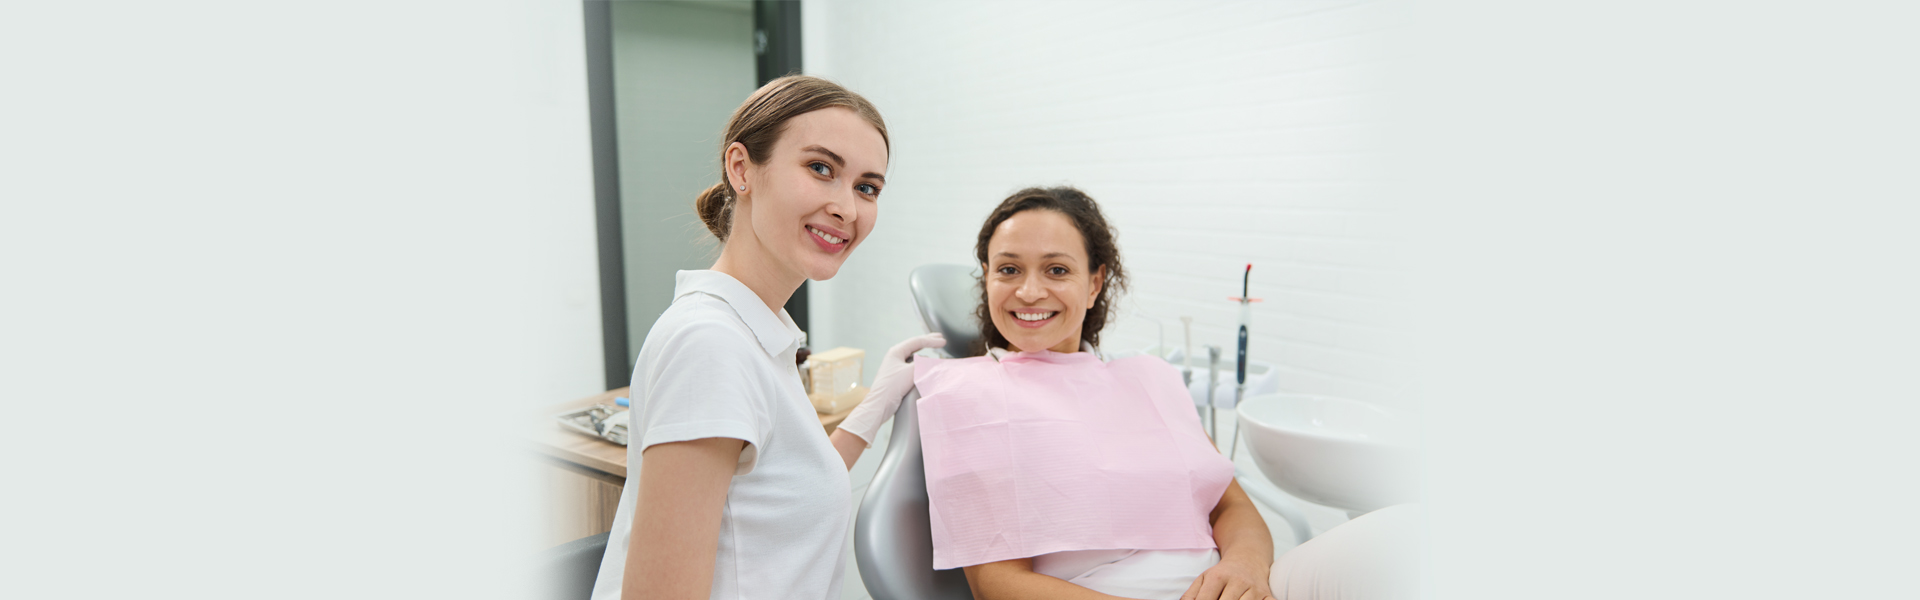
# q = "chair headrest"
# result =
<box><xmin>908</xmin><ymin>264</ymin><xmax>982</xmax><ymax>358</ymax></box>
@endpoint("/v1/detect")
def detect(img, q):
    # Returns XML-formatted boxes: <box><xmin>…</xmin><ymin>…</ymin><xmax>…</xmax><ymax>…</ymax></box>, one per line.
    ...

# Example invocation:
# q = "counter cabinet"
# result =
<box><xmin>529</xmin><ymin>387</ymin><xmax>859</xmax><ymax>548</ymax></box>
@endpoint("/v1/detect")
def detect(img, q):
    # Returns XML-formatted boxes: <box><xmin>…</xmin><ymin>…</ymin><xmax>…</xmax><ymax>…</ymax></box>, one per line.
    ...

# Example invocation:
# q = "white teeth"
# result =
<box><xmin>807</xmin><ymin>226</ymin><xmax>844</xmax><ymax>245</ymax></box>
<box><xmin>1014</xmin><ymin>312</ymin><xmax>1056</xmax><ymax>322</ymax></box>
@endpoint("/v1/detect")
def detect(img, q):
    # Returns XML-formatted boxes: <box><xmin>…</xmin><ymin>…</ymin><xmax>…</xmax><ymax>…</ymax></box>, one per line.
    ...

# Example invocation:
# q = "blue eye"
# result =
<box><xmin>856</xmin><ymin>183</ymin><xmax>879</xmax><ymax>196</ymax></box>
<box><xmin>809</xmin><ymin>162</ymin><xmax>831</xmax><ymax>176</ymax></box>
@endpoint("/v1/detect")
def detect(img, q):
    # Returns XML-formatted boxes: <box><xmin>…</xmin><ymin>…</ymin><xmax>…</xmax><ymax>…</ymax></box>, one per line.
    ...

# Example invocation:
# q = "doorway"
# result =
<box><xmin>584</xmin><ymin>0</ymin><xmax>804</xmax><ymax>388</ymax></box>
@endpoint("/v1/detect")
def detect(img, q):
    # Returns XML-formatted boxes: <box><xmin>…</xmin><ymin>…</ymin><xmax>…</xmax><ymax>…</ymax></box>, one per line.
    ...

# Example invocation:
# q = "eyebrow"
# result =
<box><xmin>803</xmin><ymin>144</ymin><xmax>886</xmax><ymax>184</ymax></box>
<box><xmin>993</xmin><ymin>252</ymin><xmax>1078</xmax><ymax>261</ymax></box>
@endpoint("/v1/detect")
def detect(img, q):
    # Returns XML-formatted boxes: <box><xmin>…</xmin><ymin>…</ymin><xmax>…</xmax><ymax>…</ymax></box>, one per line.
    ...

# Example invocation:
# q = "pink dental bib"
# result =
<box><xmin>912</xmin><ymin>350</ymin><xmax>1234</xmax><ymax>570</ymax></box>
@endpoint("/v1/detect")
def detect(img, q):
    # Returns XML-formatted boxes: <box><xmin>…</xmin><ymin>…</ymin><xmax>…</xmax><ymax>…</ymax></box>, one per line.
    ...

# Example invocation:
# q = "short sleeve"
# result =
<box><xmin>633</xmin><ymin>319</ymin><xmax>770</xmax><ymax>475</ymax></box>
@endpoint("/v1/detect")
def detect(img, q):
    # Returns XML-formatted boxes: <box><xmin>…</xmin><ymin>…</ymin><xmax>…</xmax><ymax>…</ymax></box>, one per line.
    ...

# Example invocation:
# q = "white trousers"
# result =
<box><xmin>1031</xmin><ymin>504</ymin><xmax>1422</xmax><ymax>600</ymax></box>
<box><xmin>1270</xmin><ymin>504</ymin><xmax>1421</xmax><ymax>600</ymax></box>
<box><xmin>1033</xmin><ymin>548</ymin><xmax>1222</xmax><ymax>599</ymax></box>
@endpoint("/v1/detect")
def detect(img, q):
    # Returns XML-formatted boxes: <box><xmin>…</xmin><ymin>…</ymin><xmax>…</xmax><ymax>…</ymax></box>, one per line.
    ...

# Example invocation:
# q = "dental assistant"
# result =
<box><xmin>589</xmin><ymin>76</ymin><xmax>944</xmax><ymax>600</ymax></box>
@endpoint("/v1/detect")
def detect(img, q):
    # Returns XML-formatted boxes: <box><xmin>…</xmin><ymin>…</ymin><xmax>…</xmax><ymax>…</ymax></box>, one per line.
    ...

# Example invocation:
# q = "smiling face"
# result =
<box><xmin>725</xmin><ymin>106</ymin><xmax>888</xmax><ymax>283</ymax></box>
<box><xmin>983</xmin><ymin>209</ymin><xmax>1105</xmax><ymax>354</ymax></box>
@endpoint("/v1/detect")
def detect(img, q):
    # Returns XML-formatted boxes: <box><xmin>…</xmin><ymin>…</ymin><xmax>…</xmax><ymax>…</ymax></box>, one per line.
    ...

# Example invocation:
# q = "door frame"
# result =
<box><xmin>582</xmin><ymin>0</ymin><xmax>805</xmax><ymax>390</ymax></box>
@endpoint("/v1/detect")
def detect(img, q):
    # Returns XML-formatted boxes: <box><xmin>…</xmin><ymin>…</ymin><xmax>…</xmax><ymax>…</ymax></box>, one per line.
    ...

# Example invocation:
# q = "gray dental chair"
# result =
<box><xmin>853</xmin><ymin>264</ymin><xmax>978</xmax><ymax>600</ymax></box>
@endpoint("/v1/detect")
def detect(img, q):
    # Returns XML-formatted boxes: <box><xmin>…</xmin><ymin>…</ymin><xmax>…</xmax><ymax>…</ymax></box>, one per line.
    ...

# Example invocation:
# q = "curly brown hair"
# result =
<box><xmin>971</xmin><ymin>186</ymin><xmax>1128</xmax><ymax>355</ymax></box>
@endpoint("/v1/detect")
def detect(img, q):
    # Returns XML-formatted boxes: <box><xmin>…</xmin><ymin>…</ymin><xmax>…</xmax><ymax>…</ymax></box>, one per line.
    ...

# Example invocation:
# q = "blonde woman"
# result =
<box><xmin>591</xmin><ymin>76</ymin><xmax>943</xmax><ymax>600</ymax></box>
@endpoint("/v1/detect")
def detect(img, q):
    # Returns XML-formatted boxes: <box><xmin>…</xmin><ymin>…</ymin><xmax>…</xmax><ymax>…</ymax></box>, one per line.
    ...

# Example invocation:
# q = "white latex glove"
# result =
<box><xmin>838</xmin><ymin>332</ymin><xmax>946</xmax><ymax>444</ymax></box>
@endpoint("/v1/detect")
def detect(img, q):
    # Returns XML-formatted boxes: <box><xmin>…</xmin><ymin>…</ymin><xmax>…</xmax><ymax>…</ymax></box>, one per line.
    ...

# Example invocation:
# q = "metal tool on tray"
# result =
<box><xmin>555</xmin><ymin>403</ymin><xmax>630</xmax><ymax>446</ymax></box>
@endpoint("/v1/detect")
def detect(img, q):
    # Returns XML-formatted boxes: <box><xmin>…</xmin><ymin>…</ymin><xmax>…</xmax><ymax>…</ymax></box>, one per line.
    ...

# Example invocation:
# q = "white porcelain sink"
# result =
<box><xmin>1236</xmin><ymin>394</ymin><xmax>1419</xmax><ymax>515</ymax></box>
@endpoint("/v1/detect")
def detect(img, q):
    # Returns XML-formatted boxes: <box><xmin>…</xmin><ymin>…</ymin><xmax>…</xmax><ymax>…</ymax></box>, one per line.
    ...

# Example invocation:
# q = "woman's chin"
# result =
<box><xmin>1003</xmin><ymin>334</ymin><xmax>1069</xmax><ymax>354</ymax></box>
<box><xmin>803</xmin><ymin>262</ymin><xmax>843</xmax><ymax>281</ymax></box>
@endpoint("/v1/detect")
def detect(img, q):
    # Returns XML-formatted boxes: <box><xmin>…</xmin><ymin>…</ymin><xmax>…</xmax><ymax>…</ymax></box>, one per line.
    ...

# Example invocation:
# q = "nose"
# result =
<box><xmin>825</xmin><ymin>187</ymin><xmax>858</xmax><ymax>227</ymax></box>
<box><xmin>1014</xmin><ymin>273</ymin><xmax>1047</xmax><ymax>303</ymax></box>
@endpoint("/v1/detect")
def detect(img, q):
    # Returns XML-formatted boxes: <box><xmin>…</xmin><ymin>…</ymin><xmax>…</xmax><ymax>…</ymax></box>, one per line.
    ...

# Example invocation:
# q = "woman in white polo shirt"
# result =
<box><xmin>590</xmin><ymin>76</ymin><xmax>942</xmax><ymax>600</ymax></box>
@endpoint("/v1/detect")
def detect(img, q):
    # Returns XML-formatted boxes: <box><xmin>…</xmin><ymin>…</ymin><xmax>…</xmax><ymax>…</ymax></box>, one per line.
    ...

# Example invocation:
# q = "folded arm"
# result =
<box><xmin>952</xmin><ymin>479</ymin><xmax>1275</xmax><ymax>600</ymax></box>
<box><xmin>1178</xmin><ymin>479</ymin><xmax>1275</xmax><ymax>600</ymax></box>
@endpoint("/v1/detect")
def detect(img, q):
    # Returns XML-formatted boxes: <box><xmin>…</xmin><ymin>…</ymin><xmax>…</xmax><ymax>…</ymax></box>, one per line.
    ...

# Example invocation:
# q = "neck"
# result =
<box><xmin>1009</xmin><ymin>334</ymin><xmax>1084</xmax><ymax>354</ymax></box>
<box><xmin>710</xmin><ymin>227</ymin><xmax>802</xmax><ymax>317</ymax></box>
<box><xmin>1049</xmin><ymin>336</ymin><xmax>1082</xmax><ymax>353</ymax></box>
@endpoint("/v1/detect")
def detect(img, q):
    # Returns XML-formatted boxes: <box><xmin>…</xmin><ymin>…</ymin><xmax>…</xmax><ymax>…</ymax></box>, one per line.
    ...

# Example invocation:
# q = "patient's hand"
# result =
<box><xmin>1179</xmin><ymin>555</ymin><xmax>1273</xmax><ymax>600</ymax></box>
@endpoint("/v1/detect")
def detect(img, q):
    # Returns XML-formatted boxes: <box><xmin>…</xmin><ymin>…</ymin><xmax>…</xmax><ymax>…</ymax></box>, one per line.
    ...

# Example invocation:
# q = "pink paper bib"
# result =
<box><xmin>913</xmin><ymin>350</ymin><xmax>1234</xmax><ymax>570</ymax></box>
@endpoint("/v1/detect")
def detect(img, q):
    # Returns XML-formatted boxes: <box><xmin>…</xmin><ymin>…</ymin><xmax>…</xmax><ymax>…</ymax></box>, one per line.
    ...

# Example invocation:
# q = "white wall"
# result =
<box><xmin>2</xmin><ymin>1</ymin><xmax>603</xmax><ymax>597</ymax></box>
<box><xmin>802</xmin><ymin>0</ymin><xmax>1410</xmax><ymax>408</ymax></box>
<box><xmin>1405</xmin><ymin>2</ymin><xmax>1920</xmax><ymax>598</ymax></box>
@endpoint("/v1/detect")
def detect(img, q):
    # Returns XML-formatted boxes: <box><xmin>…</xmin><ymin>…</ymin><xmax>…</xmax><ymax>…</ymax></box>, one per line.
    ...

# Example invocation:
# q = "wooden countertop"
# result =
<box><xmin>528</xmin><ymin>386</ymin><xmax>862</xmax><ymax>480</ymax></box>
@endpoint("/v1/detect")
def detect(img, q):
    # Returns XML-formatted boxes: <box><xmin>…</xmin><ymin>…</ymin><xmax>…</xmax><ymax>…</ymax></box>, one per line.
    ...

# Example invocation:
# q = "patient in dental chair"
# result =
<box><xmin>913</xmin><ymin>187</ymin><xmax>1417</xmax><ymax>600</ymax></box>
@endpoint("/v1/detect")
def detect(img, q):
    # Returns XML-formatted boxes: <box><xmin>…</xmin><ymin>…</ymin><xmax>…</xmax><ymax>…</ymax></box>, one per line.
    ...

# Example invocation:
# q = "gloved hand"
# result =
<box><xmin>837</xmin><ymin>332</ymin><xmax>946</xmax><ymax>444</ymax></box>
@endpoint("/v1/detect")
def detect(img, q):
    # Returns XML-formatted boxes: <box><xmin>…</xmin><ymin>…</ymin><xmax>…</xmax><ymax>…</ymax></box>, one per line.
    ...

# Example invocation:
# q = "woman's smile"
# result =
<box><xmin>1010</xmin><ymin>309</ymin><xmax>1058</xmax><ymax>328</ymax></box>
<box><xmin>806</xmin><ymin>223</ymin><xmax>850</xmax><ymax>252</ymax></box>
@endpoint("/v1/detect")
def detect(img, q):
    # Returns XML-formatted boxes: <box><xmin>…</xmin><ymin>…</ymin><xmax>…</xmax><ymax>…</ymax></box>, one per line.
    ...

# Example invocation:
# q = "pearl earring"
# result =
<box><xmin>738</xmin><ymin>186</ymin><xmax>746</xmax><ymax>191</ymax></box>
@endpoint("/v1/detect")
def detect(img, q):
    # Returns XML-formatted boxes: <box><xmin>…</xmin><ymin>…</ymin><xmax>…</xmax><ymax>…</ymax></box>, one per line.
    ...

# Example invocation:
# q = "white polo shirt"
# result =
<box><xmin>591</xmin><ymin>270</ymin><xmax>851</xmax><ymax>600</ymax></box>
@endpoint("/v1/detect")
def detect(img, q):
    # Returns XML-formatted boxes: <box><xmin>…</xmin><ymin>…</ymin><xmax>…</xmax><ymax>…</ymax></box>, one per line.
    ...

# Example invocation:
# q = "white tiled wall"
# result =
<box><xmin>802</xmin><ymin>0</ymin><xmax>1412</xmax><ymax>409</ymax></box>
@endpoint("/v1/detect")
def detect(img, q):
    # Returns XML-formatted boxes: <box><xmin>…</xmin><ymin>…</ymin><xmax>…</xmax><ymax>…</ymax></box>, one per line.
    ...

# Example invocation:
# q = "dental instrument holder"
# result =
<box><xmin>1228</xmin><ymin>265</ymin><xmax>1262</xmax><ymax>461</ymax></box>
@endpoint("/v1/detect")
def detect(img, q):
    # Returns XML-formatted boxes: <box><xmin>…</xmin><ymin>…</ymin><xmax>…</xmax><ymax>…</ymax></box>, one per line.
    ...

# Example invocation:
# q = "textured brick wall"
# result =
<box><xmin>802</xmin><ymin>0</ymin><xmax>1410</xmax><ymax>408</ymax></box>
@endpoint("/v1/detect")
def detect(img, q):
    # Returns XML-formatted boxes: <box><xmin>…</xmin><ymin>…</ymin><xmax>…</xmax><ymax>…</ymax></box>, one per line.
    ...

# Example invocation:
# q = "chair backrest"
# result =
<box><xmin>852</xmin><ymin>264</ymin><xmax>979</xmax><ymax>600</ymax></box>
<box><xmin>906</xmin><ymin>263</ymin><xmax>983</xmax><ymax>358</ymax></box>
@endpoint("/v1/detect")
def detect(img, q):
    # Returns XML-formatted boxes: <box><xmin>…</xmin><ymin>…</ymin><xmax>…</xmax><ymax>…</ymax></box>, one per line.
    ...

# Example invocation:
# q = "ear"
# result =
<box><xmin>1088</xmin><ymin>264</ymin><xmax>1105</xmax><ymax>303</ymax></box>
<box><xmin>723</xmin><ymin>142</ymin><xmax>751</xmax><ymax>193</ymax></box>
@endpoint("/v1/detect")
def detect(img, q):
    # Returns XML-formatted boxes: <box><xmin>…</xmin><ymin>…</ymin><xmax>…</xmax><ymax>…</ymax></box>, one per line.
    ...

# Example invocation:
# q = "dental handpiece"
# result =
<box><xmin>1233</xmin><ymin>306</ymin><xmax>1248</xmax><ymax>460</ymax></box>
<box><xmin>1206</xmin><ymin>345</ymin><xmax>1221</xmax><ymax>445</ymax></box>
<box><xmin>1231</xmin><ymin>264</ymin><xmax>1252</xmax><ymax>460</ymax></box>
<box><xmin>1236</xmin><ymin>325</ymin><xmax>1251</xmax><ymax>461</ymax></box>
<box><xmin>1180</xmin><ymin>316</ymin><xmax>1194</xmax><ymax>386</ymax></box>
<box><xmin>1237</xmin><ymin>265</ymin><xmax>1251</xmax><ymax>388</ymax></box>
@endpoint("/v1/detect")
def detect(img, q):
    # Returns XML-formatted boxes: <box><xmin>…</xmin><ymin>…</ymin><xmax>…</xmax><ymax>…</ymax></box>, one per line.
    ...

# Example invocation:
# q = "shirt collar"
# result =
<box><xmin>987</xmin><ymin>340</ymin><xmax>1104</xmax><ymax>362</ymax></box>
<box><xmin>673</xmin><ymin>270</ymin><xmax>801</xmax><ymax>357</ymax></box>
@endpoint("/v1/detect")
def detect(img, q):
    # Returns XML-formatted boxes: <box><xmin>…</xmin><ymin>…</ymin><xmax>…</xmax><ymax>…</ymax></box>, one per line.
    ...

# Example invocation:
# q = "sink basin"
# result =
<box><xmin>1236</xmin><ymin>394</ymin><xmax>1419</xmax><ymax>514</ymax></box>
